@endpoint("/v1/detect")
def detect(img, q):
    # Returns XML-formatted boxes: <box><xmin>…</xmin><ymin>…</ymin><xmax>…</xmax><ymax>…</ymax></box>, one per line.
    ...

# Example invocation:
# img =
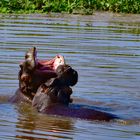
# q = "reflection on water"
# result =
<box><xmin>15</xmin><ymin>103</ymin><xmax>75</xmax><ymax>140</ymax></box>
<box><xmin>0</xmin><ymin>12</ymin><xmax>140</xmax><ymax>140</ymax></box>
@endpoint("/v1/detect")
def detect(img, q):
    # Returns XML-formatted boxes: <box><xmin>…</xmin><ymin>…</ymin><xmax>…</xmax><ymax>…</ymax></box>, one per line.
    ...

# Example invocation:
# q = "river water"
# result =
<box><xmin>0</xmin><ymin>12</ymin><xmax>140</xmax><ymax>140</ymax></box>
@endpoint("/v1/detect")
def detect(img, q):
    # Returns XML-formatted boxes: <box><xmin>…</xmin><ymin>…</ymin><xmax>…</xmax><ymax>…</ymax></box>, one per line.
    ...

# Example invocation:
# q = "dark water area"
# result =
<box><xmin>0</xmin><ymin>12</ymin><xmax>140</xmax><ymax>140</ymax></box>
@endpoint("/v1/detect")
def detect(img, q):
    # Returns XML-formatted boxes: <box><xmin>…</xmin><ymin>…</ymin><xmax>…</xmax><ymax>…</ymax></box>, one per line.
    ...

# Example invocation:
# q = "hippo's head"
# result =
<box><xmin>56</xmin><ymin>64</ymin><xmax>78</xmax><ymax>86</ymax></box>
<box><xmin>45</xmin><ymin>64</ymin><xmax>78</xmax><ymax>87</ymax></box>
<box><xmin>33</xmin><ymin>64</ymin><xmax>78</xmax><ymax>109</ymax></box>
<box><xmin>18</xmin><ymin>47</ymin><xmax>65</xmax><ymax>99</ymax></box>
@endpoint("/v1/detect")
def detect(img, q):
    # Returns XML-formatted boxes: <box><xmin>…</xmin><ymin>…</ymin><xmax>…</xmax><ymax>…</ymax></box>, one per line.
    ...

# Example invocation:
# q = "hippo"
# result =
<box><xmin>10</xmin><ymin>47</ymin><xmax>118</xmax><ymax>121</ymax></box>
<box><xmin>32</xmin><ymin>64</ymin><xmax>118</xmax><ymax>121</ymax></box>
<box><xmin>32</xmin><ymin>64</ymin><xmax>78</xmax><ymax>111</ymax></box>
<box><xmin>9</xmin><ymin>47</ymin><xmax>65</xmax><ymax>103</ymax></box>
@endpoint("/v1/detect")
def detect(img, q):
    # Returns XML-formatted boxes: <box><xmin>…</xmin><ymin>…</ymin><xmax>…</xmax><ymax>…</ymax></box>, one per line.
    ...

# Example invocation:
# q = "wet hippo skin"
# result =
<box><xmin>33</xmin><ymin>89</ymin><xmax>117</xmax><ymax>121</ymax></box>
<box><xmin>10</xmin><ymin>47</ymin><xmax>118</xmax><ymax>121</ymax></box>
<box><xmin>32</xmin><ymin>64</ymin><xmax>118</xmax><ymax>121</ymax></box>
<box><xmin>33</xmin><ymin>90</ymin><xmax>118</xmax><ymax>122</ymax></box>
<box><xmin>10</xmin><ymin>47</ymin><xmax>77</xmax><ymax>104</ymax></box>
<box><xmin>32</xmin><ymin>64</ymin><xmax>78</xmax><ymax>110</ymax></box>
<box><xmin>9</xmin><ymin>47</ymin><xmax>64</xmax><ymax>103</ymax></box>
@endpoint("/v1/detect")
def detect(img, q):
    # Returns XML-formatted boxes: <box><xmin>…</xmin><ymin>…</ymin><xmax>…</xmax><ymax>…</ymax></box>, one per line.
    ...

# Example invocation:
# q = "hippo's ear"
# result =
<box><xmin>24</xmin><ymin>47</ymin><xmax>37</xmax><ymax>71</ymax></box>
<box><xmin>44</xmin><ymin>78</ymin><xmax>59</xmax><ymax>87</ymax></box>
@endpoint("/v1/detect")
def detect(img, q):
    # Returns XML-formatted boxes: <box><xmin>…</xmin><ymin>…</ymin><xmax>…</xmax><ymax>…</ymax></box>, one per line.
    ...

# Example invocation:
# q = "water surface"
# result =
<box><xmin>0</xmin><ymin>12</ymin><xmax>140</xmax><ymax>140</ymax></box>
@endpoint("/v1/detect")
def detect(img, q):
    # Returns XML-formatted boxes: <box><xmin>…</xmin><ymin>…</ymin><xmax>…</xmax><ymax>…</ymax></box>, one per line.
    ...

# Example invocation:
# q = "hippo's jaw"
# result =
<box><xmin>20</xmin><ymin>47</ymin><xmax>65</xmax><ymax>81</ymax></box>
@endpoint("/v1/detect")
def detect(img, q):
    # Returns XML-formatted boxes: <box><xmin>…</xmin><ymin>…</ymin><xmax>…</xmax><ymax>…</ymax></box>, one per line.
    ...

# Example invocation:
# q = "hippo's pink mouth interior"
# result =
<box><xmin>24</xmin><ymin>47</ymin><xmax>65</xmax><ymax>71</ymax></box>
<box><xmin>37</xmin><ymin>55</ymin><xmax>65</xmax><ymax>71</ymax></box>
<box><xmin>20</xmin><ymin>48</ymin><xmax>65</xmax><ymax>82</ymax></box>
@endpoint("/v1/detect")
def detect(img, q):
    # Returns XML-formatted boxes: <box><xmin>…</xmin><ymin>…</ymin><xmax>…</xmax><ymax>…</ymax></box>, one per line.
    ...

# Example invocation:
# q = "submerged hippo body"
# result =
<box><xmin>32</xmin><ymin>64</ymin><xmax>118</xmax><ymax>121</ymax></box>
<box><xmin>38</xmin><ymin>104</ymin><xmax>118</xmax><ymax>121</ymax></box>
<box><xmin>32</xmin><ymin>81</ymin><xmax>118</xmax><ymax>121</ymax></box>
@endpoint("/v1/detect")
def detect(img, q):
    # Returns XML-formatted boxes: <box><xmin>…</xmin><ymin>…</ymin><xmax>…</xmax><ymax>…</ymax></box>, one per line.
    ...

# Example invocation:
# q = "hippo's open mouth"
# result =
<box><xmin>37</xmin><ymin>54</ymin><xmax>66</xmax><ymax>71</ymax></box>
<box><xmin>18</xmin><ymin>47</ymin><xmax>67</xmax><ymax>100</ymax></box>
<box><xmin>24</xmin><ymin>47</ymin><xmax>65</xmax><ymax>72</ymax></box>
<box><xmin>20</xmin><ymin>47</ymin><xmax>65</xmax><ymax>81</ymax></box>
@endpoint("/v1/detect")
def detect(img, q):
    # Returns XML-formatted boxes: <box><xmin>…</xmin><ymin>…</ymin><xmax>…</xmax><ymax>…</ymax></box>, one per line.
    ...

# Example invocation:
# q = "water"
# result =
<box><xmin>0</xmin><ymin>12</ymin><xmax>140</xmax><ymax>140</ymax></box>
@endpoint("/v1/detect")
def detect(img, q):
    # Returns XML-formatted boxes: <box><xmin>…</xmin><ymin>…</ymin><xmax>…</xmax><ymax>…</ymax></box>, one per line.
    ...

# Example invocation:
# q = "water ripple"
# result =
<box><xmin>0</xmin><ymin>13</ymin><xmax>140</xmax><ymax>140</ymax></box>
